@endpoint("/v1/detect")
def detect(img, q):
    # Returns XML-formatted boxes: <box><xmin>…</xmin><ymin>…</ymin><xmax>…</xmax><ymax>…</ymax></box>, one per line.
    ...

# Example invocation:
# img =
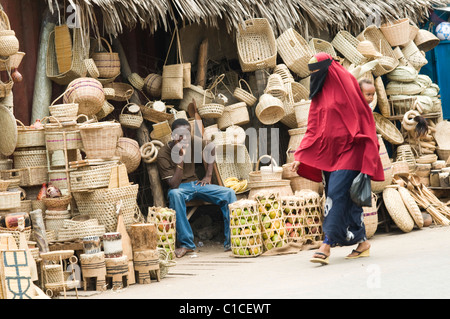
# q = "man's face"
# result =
<box><xmin>361</xmin><ymin>83</ymin><xmax>376</xmax><ymax>104</ymax></box>
<box><xmin>172</xmin><ymin>125</ymin><xmax>191</xmax><ymax>148</ymax></box>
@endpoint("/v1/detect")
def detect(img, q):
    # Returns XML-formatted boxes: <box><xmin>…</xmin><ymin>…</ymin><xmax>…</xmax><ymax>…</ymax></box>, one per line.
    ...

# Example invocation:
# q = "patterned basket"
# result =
<box><xmin>214</xmin><ymin>144</ymin><xmax>253</xmax><ymax>186</ymax></box>
<box><xmin>277</xmin><ymin>28</ymin><xmax>313</xmax><ymax>78</ymax></box>
<box><xmin>15</xmin><ymin>119</ymin><xmax>45</xmax><ymax>148</ymax></box>
<box><xmin>401</xmin><ymin>40</ymin><xmax>428</xmax><ymax>71</ymax></box>
<box><xmin>116</xmin><ymin>137</ymin><xmax>141</xmax><ymax>174</ymax></box>
<box><xmin>143</xmin><ymin>73</ymin><xmax>162</xmax><ymax>98</ymax></box>
<box><xmin>69</xmin><ymin>163</ymin><xmax>120</xmax><ymax>191</ymax></box>
<box><xmin>91</xmin><ymin>37</ymin><xmax>121</xmax><ymax>79</ymax></box>
<box><xmin>237</xmin><ymin>18</ymin><xmax>277</xmax><ymax>72</ymax></box>
<box><xmin>140</xmin><ymin>102</ymin><xmax>174</xmax><ymax>124</ymax></box>
<box><xmin>63</xmin><ymin>77</ymin><xmax>105</xmax><ymax>116</ymax></box>
<box><xmin>43</xmin><ymin>195</ymin><xmax>72</xmax><ymax>211</ymax></box>
<box><xmin>12</xmin><ymin>148</ymin><xmax>47</xmax><ymax>169</ymax></box>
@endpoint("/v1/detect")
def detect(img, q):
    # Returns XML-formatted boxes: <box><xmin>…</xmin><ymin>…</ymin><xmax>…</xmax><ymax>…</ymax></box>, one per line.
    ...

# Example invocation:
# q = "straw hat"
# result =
<box><xmin>357</xmin><ymin>40</ymin><xmax>383</xmax><ymax>59</ymax></box>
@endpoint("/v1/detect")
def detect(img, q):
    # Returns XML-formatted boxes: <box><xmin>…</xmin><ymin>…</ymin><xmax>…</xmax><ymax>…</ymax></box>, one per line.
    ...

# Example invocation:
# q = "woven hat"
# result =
<box><xmin>382</xmin><ymin>187</ymin><xmax>414</xmax><ymax>232</ymax></box>
<box><xmin>357</xmin><ymin>40</ymin><xmax>382</xmax><ymax>58</ymax></box>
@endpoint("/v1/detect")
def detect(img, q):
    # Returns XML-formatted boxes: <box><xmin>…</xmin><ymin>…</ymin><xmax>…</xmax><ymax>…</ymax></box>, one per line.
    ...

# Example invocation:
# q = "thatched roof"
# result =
<box><xmin>45</xmin><ymin>0</ymin><xmax>450</xmax><ymax>38</ymax></box>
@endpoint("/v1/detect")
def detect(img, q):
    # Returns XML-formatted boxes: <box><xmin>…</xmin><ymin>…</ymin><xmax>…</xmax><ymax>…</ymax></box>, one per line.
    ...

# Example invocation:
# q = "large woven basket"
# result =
<box><xmin>331</xmin><ymin>31</ymin><xmax>368</xmax><ymax>66</ymax></box>
<box><xmin>44</xmin><ymin>116</ymin><xmax>83</xmax><ymax>151</ymax></box>
<box><xmin>63</xmin><ymin>77</ymin><xmax>105</xmax><ymax>116</ymax></box>
<box><xmin>236</xmin><ymin>18</ymin><xmax>277</xmax><ymax>72</ymax></box>
<box><xmin>371</xmin><ymin>135</ymin><xmax>393</xmax><ymax>193</ymax></box>
<box><xmin>214</xmin><ymin>144</ymin><xmax>253</xmax><ymax>188</ymax></box>
<box><xmin>373</xmin><ymin>112</ymin><xmax>404</xmax><ymax>145</ymax></box>
<box><xmin>1</xmin><ymin>166</ymin><xmax>47</xmax><ymax>187</ymax></box>
<box><xmin>116</xmin><ymin>137</ymin><xmax>141</xmax><ymax>173</ymax></box>
<box><xmin>15</xmin><ymin>119</ymin><xmax>45</xmax><ymax>148</ymax></box>
<box><xmin>414</xmin><ymin>29</ymin><xmax>440</xmax><ymax>52</ymax></box>
<box><xmin>46</xmin><ymin>28</ymin><xmax>87</xmax><ymax>85</ymax></box>
<box><xmin>79</xmin><ymin>122</ymin><xmax>121</xmax><ymax>159</ymax></box>
<box><xmin>12</xmin><ymin>148</ymin><xmax>47</xmax><ymax>169</ymax></box>
<box><xmin>255</xmin><ymin>94</ymin><xmax>285</xmax><ymax>125</ymax></box>
<box><xmin>277</xmin><ymin>28</ymin><xmax>313</xmax><ymax>78</ymax></box>
<box><xmin>233</xmin><ymin>79</ymin><xmax>257</xmax><ymax>107</ymax></box>
<box><xmin>380</xmin><ymin>18</ymin><xmax>410</xmax><ymax>47</ymax></box>
<box><xmin>382</xmin><ymin>187</ymin><xmax>414</xmax><ymax>232</ymax></box>
<box><xmin>286</xmin><ymin>127</ymin><xmax>307</xmax><ymax>163</ymax></box>
<box><xmin>69</xmin><ymin>163</ymin><xmax>120</xmax><ymax>191</ymax></box>
<box><xmin>73</xmin><ymin>184</ymin><xmax>139</xmax><ymax>233</ymax></box>
<box><xmin>248</xmin><ymin>179</ymin><xmax>293</xmax><ymax>199</ymax></box>
<box><xmin>0</xmin><ymin>191</ymin><xmax>21</xmax><ymax>210</ymax></box>
<box><xmin>91</xmin><ymin>37</ymin><xmax>121</xmax><ymax>79</ymax></box>
<box><xmin>217</xmin><ymin>102</ymin><xmax>249</xmax><ymax>130</ymax></box>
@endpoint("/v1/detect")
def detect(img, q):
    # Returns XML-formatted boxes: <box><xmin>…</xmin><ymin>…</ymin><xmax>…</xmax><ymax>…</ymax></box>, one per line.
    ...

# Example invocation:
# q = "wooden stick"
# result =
<box><xmin>195</xmin><ymin>38</ymin><xmax>208</xmax><ymax>88</ymax></box>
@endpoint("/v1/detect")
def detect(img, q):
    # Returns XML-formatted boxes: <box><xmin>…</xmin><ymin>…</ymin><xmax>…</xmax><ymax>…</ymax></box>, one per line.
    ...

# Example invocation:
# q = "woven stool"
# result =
<box><xmin>133</xmin><ymin>249</ymin><xmax>160</xmax><ymax>284</ymax></box>
<box><xmin>80</xmin><ymin>252</ymin><xmax>107</xmax><ymax>291</ymax></box>
<box><xmin>105</xmin><ymin>255</ymin><xmax>129</xmax><ymax>289</ymax></box>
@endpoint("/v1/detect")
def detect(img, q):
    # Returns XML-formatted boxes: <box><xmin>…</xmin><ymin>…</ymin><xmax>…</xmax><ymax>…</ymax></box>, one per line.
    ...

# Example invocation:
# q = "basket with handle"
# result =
<box><xmin>233</xmin><ymin>79</ymin><xmax>257</xmax><ymax>107</ymax></box>
<box><xmin>0</xmin><ymin>10</ymin><xmax>19</xmax><ymax>57</ymax></box>
<box><xmin>46</xmin><ymin>28</ymin><xmax>87</xmax><ymax>85</ymax></box>
<box><xmin>249</xmin><ymin>155</ymin><xmax>282</xmax><ymax>183</ymax></box>
<box><xmin>236</xmin><ymin>18</ymin><xmax>277</xmax><ymax>72</ymax></box>
<box><xmin>63</xmin><ymin>77</ymin><xmax>105</xmax><ymax>116</ymax></box>
<box><xmin>331</xmin><ymin>31</ymin><xmax>368</xmax><ymax>66</ymax></box>
<box><xmin>197</xmin><ymin>88</ymin><xmax>224</xmax><ymax>119</ymax></box>
<box><xmin>103</xmin><ymin>83</ymin><xmax>134</xmax><ymax>102</ymax></box>
<box><xmin>380</xmin><ymin>18</ymin><xmax>410</xmax><ymax>47</ymax></box>
<box><xmin>43</xmin><ymin>116</ymin><xmax>83</xmax><ymax>151</ymax></box>
<box><xmin>119</xmin><ymin>103</ymin><xmax>143</xmax><ymax>129</ymax></box>
<box><xmin>48</xmin><ymin>87</ymin><xmax>79</xmax><ymax>122</ymax></box>
<box><xmin>217</xmin><ymin>102</ymin><xmax>249</xmax><ymax>130</ymax></box>
<box><xmin>140</xmin><ymin>102</ymin><xmax>174</xmax><ymax>124</ymax></box>
<box><xmin>79</xmin><ymin>121</ymin><xmax>122</xmax><ymax>159</ymax></box>
<box><xmin>161</xmin><ymin>28</ymin><xmax>184</xmax><ymax>100</ymax></box>
<box><xmin>277</xmin><ymin>27</ymin><xmax>313</xmax><ymax>78</ymax></box>
<box><xmin>15</xmin><ymin>119</ymin><xmax>46</xmax><ymax>148</ymax></box>
<box><xmin>91</xmin><ymin>37</ymin><xmax>121</xmax><ymax>79</ymax></box>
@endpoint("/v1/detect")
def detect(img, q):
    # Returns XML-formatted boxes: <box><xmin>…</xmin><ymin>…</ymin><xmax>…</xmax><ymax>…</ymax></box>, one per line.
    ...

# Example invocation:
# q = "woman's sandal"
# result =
<box><xmin>345</xmin><ymin>248</ymin><xmax>370</xmax><ymax>259</ymax></box>
<box><xmin>310</xmin><ymin>252</ymin><xmax>330</xmax><ymax>265</ymax></box>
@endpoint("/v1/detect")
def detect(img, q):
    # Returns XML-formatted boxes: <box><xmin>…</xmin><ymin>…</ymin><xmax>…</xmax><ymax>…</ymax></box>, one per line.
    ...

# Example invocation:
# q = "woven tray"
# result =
<box><xmin>373</xmin><ymin>112</ymin><xmax>404</xmax><ymax>145</ymax></box>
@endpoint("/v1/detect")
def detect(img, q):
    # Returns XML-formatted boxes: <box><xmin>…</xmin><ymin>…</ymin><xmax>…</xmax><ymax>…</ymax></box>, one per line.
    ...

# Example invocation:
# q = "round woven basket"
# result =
<box><xmin>116</xmin><ymin>137</ymin><xmax>141</xmax><ymax>173</ymax></box>
<box><xmin>414</xmin><ymin>29</ymin><xmax>440</xmax><ymax>52</ymax></box>
<box><xmin>48</xmin><ymin>88</ymin><xmax>79</xmax><ymax>122</ymax></box>
<box><xmin>119</xmin><ymin>104</ymin><xmax>143</xmax><ymax>129</ymax></box>
<box><xmin>92</xmin><ymin>38</ymin><xmax>121</xmax><ymax>79</ymax></box>
<box><xmin>143</xmin><ymin>73</ymin><xmax>162</xmax><ymax>98</ymax></box>
<box><xmin>198</xmin><ymin>90</ymin><xmax>224</xmax><ymax>119</ymax></box>
<box><xmin>392</xmin><ymin>160</ymin><xmax>409</xmax><ymax>177</ymax></box>
<box><xmin>380</xmin><ymin>18</ymin><xmax>410</xmax><ymax>47</ymax></box>
<box><xmin>233</xmin><ymin>79</ymin><xmax>257</xmax><ymax>107</ymax></box>
<box><xmin>382</xmin><ymin>187</ymin><xmax>414</xmax><ymax>232</ymax></box>
<box><xmin>373</xmin><ymin>112</ymin><xmax>404</xmax><ymax>145</ymax></box>
<box><xmin>13</xmin><ymin>148</ymin><xmax>47</xmax><ymax>169</ymax></box>
<box><xmin>255</xmin><ymin>94</ymin><xmax>285</xmax><ymax>125</ymax></box>
<box><xmin>63</xmin><ymin>77</ymin><xmax>105</xmax><ymax>116</ymax></box>
<box><xmin>43</xmin><ymin>195</ymin><xmax>72</xmax><ymax>211</ymax></box>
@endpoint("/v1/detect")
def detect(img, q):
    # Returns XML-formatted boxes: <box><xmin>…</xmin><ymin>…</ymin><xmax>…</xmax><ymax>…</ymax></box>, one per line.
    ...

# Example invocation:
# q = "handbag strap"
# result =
<box><xmin>164</xmin><ymin>27</ymin><xmax>183</xmax><ymax>66</ymax></box>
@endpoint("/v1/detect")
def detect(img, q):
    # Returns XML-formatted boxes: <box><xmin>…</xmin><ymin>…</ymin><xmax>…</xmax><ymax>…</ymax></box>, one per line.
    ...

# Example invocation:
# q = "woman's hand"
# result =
<box><xmin>291</xmin><ymin>161</ymin><xmax>300</xmax><ymax>172</ymax></box>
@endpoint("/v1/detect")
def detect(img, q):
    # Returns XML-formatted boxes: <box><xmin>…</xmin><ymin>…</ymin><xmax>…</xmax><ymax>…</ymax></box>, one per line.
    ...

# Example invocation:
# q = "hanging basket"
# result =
<box><xmin>143</xmin><ymin>73</ymin><xmax>162</xmax><ymax>98</ymax></box>
<box><xmin>140</xmin><ymin>102</ymin><xmax>174</xmax><ymax>124</ymax></box>
<box><xmin>217</xmin><ymin>102</ymin><xmax>249</xmax><ymax>130</ymax></box>
<box><xmin>197</xmin><ymin>89</ymin><xmax>224</xmax><ymax>119</ymax></box>
<box><xmin>380</xmin><ymin>18</ymin><xmax>411</xmax><ymax>47</ymax></box>
<box><xmin>237</xmin><ymin>18</ymin><xmax>277</xmax><ymax>72</ymax></box>
<box><xmin>277</xmin><ymin>27</ymin><xmax>313</xmax><ymax>77</ymax></box>
<box><xmin>255</xmin><ymin>94</ymin><xmax>285</xmax><ymax>125</ymax></box>
<box><xmin>119</xmin><ymin>104</ymin><xmax>143</xmax><ymax>129</ymax></box>
<box><xmin>331</xmin><ymin>30</ymin><xmax>368</xmax><ymax>66</ymax></box>
<box><xmin>91</xmin><ymin>37</ymin><xmax>121</xmax><ymax>79</ymax></box>
<box><xmin>63</xmin><ymin>77</ymin><xmax>105</xmax><ymax>116</ymax></box>
<box><xmin>0</xmin><ymin>10</ymin><xmax>19</xmax><ymax>57</ymax></box>
<box><xmin>233</xmin><ymin>79</ymin><xmax>257</xmax><ymax>107</ymax></box>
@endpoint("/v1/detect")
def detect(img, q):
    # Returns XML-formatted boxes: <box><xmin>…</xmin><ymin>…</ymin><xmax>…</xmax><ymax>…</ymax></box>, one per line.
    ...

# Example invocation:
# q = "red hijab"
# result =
<box><xmin>294</xmin><ymin>52</ymin><xmax>384</xmax><ymax>182</ymax></box>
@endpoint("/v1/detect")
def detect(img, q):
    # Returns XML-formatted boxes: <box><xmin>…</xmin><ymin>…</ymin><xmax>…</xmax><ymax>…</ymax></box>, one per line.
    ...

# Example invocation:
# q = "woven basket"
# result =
<box><xmin>0</xmin><ymin>191</ymin><xmax>21</xmax><ymax>210</ymax></box>
<box><xmin>277</xmin><ymin>27</ymin><xmax>313</xmax><ymax>77</ymax></box>
<box><xmin>179</xmin><ymin>84</ymin><xmax>215</xmax><ymax>112</ymax></box>
<box><xmin>15</xmin><ymin>119</ymin><xmax>46</xmax><ymax>148</ymax></box>
<box><xmin>140</xmin><ymin>102</ymin><xmax>174</xmax><ymax>124</ymax></box>
<box><xmin>363</xmin><ymin>193</ymin><xmax>378</xmax><ymax>238</ymax></box>
<box><xmin>43</xmin><ymin>195</ymin><xmax>72</xmax><ymax>211</ymax></box>
<box><xmin>48</xmin><ymin>169</ymin><xmax>71</xmax><ymax>190</ymax></box>
<box><xmin>436</xmin><ymin>148</ymin><xmax>450</xmax><ymax>162</ymax></box>
<box><xmin>397</xmin><ymin>187</ymin><xmax>423</xmax><ymax>228</ymax></box>
<box><xmin>286</xmin><ymin>127</ymin><xmax>307</xmax><ymax>163</ymax></box>
<box><xmin>79</xmin><ymin>122</ymin><xmax>121</xmax><ymax>159</ymax></box>
<box><xmin>309</xmin><ymin>38</ymin><xmax>337</xmax><ymax>58</ymax></box>
<box><xmin>1</xmin><ymin>166</ymin><xmax>47</xmax><ymax>187</ymax></box>
<box><xmin>73</xmin><ymin>184</ymin><xmax>139</xmax><ymax>233</ymax></box>
<box><xmin>392</xmin><ymin>160</ymin><xmax>409</xmax><ymax>177</ymax></box>
<box><xmin>43</xmin><ymin>117</ymin><xmax>83</xmax><ymax>151</ymax></box>
<box><xmin>357</xmin><ymin>26</ymin><xmax>399</xmax><ymax>76</ymax></box>
<box><xmin>414</xmin><ymin>29</ymin><xmax>440</xmax><ymax>52</ymax></box>
<box><xmin>233</xmin><ymin>79</ymin><xmax>257</xmax><ymax>107</ymax></box>
<box><xmin>198</xmin><ymin>89</ymin><xmax>224</xmax><ymax>119</ymax></box>
<box><xmin>12</xmin><ymin>148</ymin><xmax>47</xmax><ymax>169</ymax></box>
<box><xmin>84</xmin><ymin>58</ymin><xmax>99</xmax><ymax>78</ymax></box>
<box><xmin>48</xmin><ymin>89</ymin><xmax>79</xmax><ymax>122</ymax></box>
<box><xmin>259</xmin><ymin>156</ymin><xmax>283</xmax><ymax>181</ymax></box>
<box><xmin>386</xmin><ymin>65</ymin><xmax>418</xmax><ymax>83</ymax></box>
<box><xmin>143</xmin><ymin>73</ymin><xmax>162</xmax><ymax>98</ymax></box>
<box><xmin>237</xmin><ymin>18</ymin><xmax>277</xmax><ymax>72</ymax></box>
<box><xmin>46</xmin><ymin>28</ymin><xmax>87</xmax><ymax>86</ymax></box>
<box><xmin>0</xmin><ymin>51</ymin><xmax>25</xmax><ymax>72</ymax></box>
<box><xmin>119</xmin><ymin>104</ymin><xmax>143</xmax><ymax>129</ymax></box>
<box><xmin>0</xmin><ymin>227</ymin><xmax>31</xmax><ymax>243</ymax></box>
<box><xmin>357</xmin><ymin>40</ymin><xmax>382</xmax><ymax>59</ymax></box>
<box><xmin>385</xmin><ymin>80</ymin><xmax>425</xmax><ymax>96</ymax></box>
<box><xmin>294</xmin><ymin>100</ymin><xmax>311</xmax><ymax>128</ymax></box>
<box><xmin>63</xmin><ymin>77</ymin><xmax>105</xmax><ymax>116</ymax></box>
<box><xmin>249</xmin><ymin>155</ymin><xmax>279</xmax><ymax>182</ymax></box>
<box><xmin>382</xmin><ymin>187</ymin><xmax>414</xmax><ymax>232</ymax></box>
<box><xmin>91</xmin><ymin>37</ymin><xmax>121</xmax><ymax>79</ymax></box>
<box><xmin>248</xmin><ymin>179</ymin><xmax>293</xmax><ymax>200</ymax></box>
<box><xmin>331</xmin><ymin>31</ymin><xmax>368</xmax><ymax>66</ymax></box>
<box><xmin>264</xmin><ymin>73</ymin><xmax>287</xmax><ymax>101</ymax></box>
<box><xmin>255</xmin><ymin>94</ymin><xmax>285</xmax><ymax>125</ymax></box>
<box><xmin>116</xmin><ymin>137</ymin><xmax>141</xmax><ymax>173</ymax></box>
<box><xmin>214</xmin><ymin>144</ymin><xmax>253</xmax><ymax>187</ymax></box>
<box><xmin>380</xmin><ymin>18</ymin><xmax>410</xmax><ymax>47</ymax></box>
<box><xmin>0</xmin><ymin>11</ymin><xmax>19</xmax><ymax>57</ymax></box>
<box><xmin>396</xmin><ymin>144</ymin><xmax>416</xmax><ymax>171</ymax></box>
<box><xmin>70</xmin><ymin>163</ymin><xmax>119</xmax><ymax>191</ymax></box>
<box><xmin>401</xmin><ymin>40</ymin><xmax>428</xmax><ymax>70</ymax></box>
<box><xmin>217</xmin><ymin>102</ymin><xmax>249</xmax><ymax>130</ymax></box>
<box><xmin>373</xmin><ymin>112</ymin><xmax>404</xmax><ymax>145</ymax></box>
<box><xmin>54</xmin><ymin>24</ymin><xmax>72</xmax><ymax>74</ymax></box>
<box><xmin>103</xmin><ymin>82</ymin><xmax>134</xmax><ymax>102</ymax></box>
<box><xmin>371</xmin><ymin>135</ymin><xmax>393</xmax><ymax>193</ymax></box>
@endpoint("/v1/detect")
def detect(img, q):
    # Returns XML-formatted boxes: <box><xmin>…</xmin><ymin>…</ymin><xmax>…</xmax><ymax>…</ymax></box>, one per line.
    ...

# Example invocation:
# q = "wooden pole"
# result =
<box><xmin>112</xmin><ymin>38</ymin><xmax>165</xmax><ymax>208</ymax></box>
<box><xmin>195</xmin><ymin>38</ymin><xmax>208</xmax><ymax>88</ymax></box>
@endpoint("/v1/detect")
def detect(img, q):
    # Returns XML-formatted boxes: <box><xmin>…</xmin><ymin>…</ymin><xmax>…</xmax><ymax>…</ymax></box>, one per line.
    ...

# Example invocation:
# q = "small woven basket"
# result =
<box><xmin>143</xmin><ymin>73</ymin><xmax>162</xmax><ymax>98</ymax></box>
<box><xmin>43</xmin><ymin>195</ymin><xmax>72</xmax><ymax>211</ymax></box>
<box><xmin>48</xmin><ymin>88</ymin><xmax>79</xmax><ymax>122</ymax></box>
<box><xmin>119</xmin><ymin>104</ymin><xmax>143</xmax><ymax>129</ymax></box>
<box><xmin>233</xmin><ymin>79</ymin><xmax>257</xmax><ymax>107</ymax></box>
<box><xmin>197</xmin><ymin>89</ymin><xmax>224</xmax><ymax>119</ymax></box>
<box><xmin>0</xmin><ymin>10</ymin><xmax>19</xmax><ymax>57</ymax></box>
<box><xmin>91</xmin><ymin>37</ymin><xmax>121</xmax><ymax>79</ymax></box>
<box><xmin>309</xmin><ymin>38</ymin><xmax>337</xmax><ymax>58</ymax></box>
<box><xmin>255</xmin><ymin>94</ymin><xmax>285</xmax><ymax>125</ymax></box>
<box><xmin>264</xmin><ymin>73</ymin><xmax>287</xmax><ymax>101</ymax></box>
<box><xmin>217</xmin><ymin>102</ymin><xmax>249</xmax><ymax>130</ymax></box>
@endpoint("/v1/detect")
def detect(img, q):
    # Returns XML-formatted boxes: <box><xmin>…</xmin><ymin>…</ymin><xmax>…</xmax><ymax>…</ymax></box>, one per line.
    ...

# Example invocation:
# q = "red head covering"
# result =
<box><xmin>294</xmin><ymin>52</ymin><xmax>385</xmax><ymax>182</ymax></box>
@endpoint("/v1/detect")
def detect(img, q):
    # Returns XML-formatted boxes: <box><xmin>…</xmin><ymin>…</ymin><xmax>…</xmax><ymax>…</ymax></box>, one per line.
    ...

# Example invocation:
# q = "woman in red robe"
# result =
<box><xmin>291</xmin><ymin>52</ymin><xmax>384</xmax><ymax>265</ymax></box>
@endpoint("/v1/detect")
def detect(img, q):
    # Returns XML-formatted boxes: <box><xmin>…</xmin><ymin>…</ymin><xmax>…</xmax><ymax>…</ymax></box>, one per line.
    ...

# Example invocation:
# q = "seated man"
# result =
<box><xmin>156</xmin><ymin>118</ymin><xmax>237</xmax><ymax>258</ymax></box>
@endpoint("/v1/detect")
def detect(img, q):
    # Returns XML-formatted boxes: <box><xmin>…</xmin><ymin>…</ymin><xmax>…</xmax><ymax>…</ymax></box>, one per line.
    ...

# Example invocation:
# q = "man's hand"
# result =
<box><xmin>196</xmin><ymin>175</ymin><xmax>212</xmax><ymax>186</ymax></box>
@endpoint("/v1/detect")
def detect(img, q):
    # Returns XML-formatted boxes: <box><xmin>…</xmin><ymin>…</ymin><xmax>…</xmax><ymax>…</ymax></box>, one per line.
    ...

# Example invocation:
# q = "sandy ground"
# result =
<box><xmin>62</xmin><ymin>224</ymin><xmax>450</xmax><ymax>300</ymax></box>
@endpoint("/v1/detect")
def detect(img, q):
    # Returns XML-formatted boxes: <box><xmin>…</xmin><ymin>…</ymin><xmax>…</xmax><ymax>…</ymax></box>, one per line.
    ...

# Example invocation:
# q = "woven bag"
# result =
<box><xmin>380</xmin><ymin>18</ymin><xmax>410</xmax><ymax>47</ymax></box>
<box><xmin>161</xmin><ymin>29</ymin><xmax>184</xmax><ymax>100</ymax></box>
<box><xmin>331</xmin><ymin>31</ymin><xmax>368</xmax><ymax>66</ymax></box>
<box><xmin>233</xmin><ymin>79</ymin><xmax>257</xmax><ymax>107</ymax></box>
<box><xmin>277</xmin><ymin>28</ymin><xmax>313</xmax><ymax>78</ymax></box>
<box><xmin>0</xmin><ymin>10</ymin><xmax>19</xmax><ymax>57</ymax></box>
<box><xmin>237</xmin><ymin>18</ymin><xmax>277</xmax><ymax>72</ymax></box>
<box><xmin>119</xmin><ymin>104</ymin><xmax>143</xmax><ymax>129</ymax></box>
<box><xmin>255</xmin><ymin>94</ymin><xmax>285</xmax><ymax>125</ymax></box>
<box><xmin>91</xmin><ymin>37</ymin><xmax>121</xmax><ymax>79</ymax></box>
<box><xmin>217</xmin><ymin>102</ymin><xmax>249</xmax><ymax>130</ymax></box>
<box><xmin>46</xmin><ymin>28</ymin><xmax>87</xmax><ymax>85</ymax></box>
<box><xmin>63</xmin><ymin>77</ymin><xmax>105</xmax><ymax>116</ymax></box>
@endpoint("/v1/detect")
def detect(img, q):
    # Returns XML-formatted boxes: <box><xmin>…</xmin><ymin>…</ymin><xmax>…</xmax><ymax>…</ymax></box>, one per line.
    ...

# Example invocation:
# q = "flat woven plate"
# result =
<box><xmin>0</xmin><ymin>105</ymin><xmax>17</xmax><ymax>156</ymax></box>
<box><xmin>382</xmin><ymin>187</ymin><xmax>414</xmax><ymax>232</ymax></box>
<box><xmin>434</xmin><ymin>121</ymin><xmax>450</xmax><ymax>149</ymax></box>
<box><xmin>373</xmin><ymin>112</ymin><xmax>404</xmax><ymax>145</ymax></box>
<box><xmin>398</xmin><ymin>187</ymin><xmax>423</xmax><ymax>228</ymax></box>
